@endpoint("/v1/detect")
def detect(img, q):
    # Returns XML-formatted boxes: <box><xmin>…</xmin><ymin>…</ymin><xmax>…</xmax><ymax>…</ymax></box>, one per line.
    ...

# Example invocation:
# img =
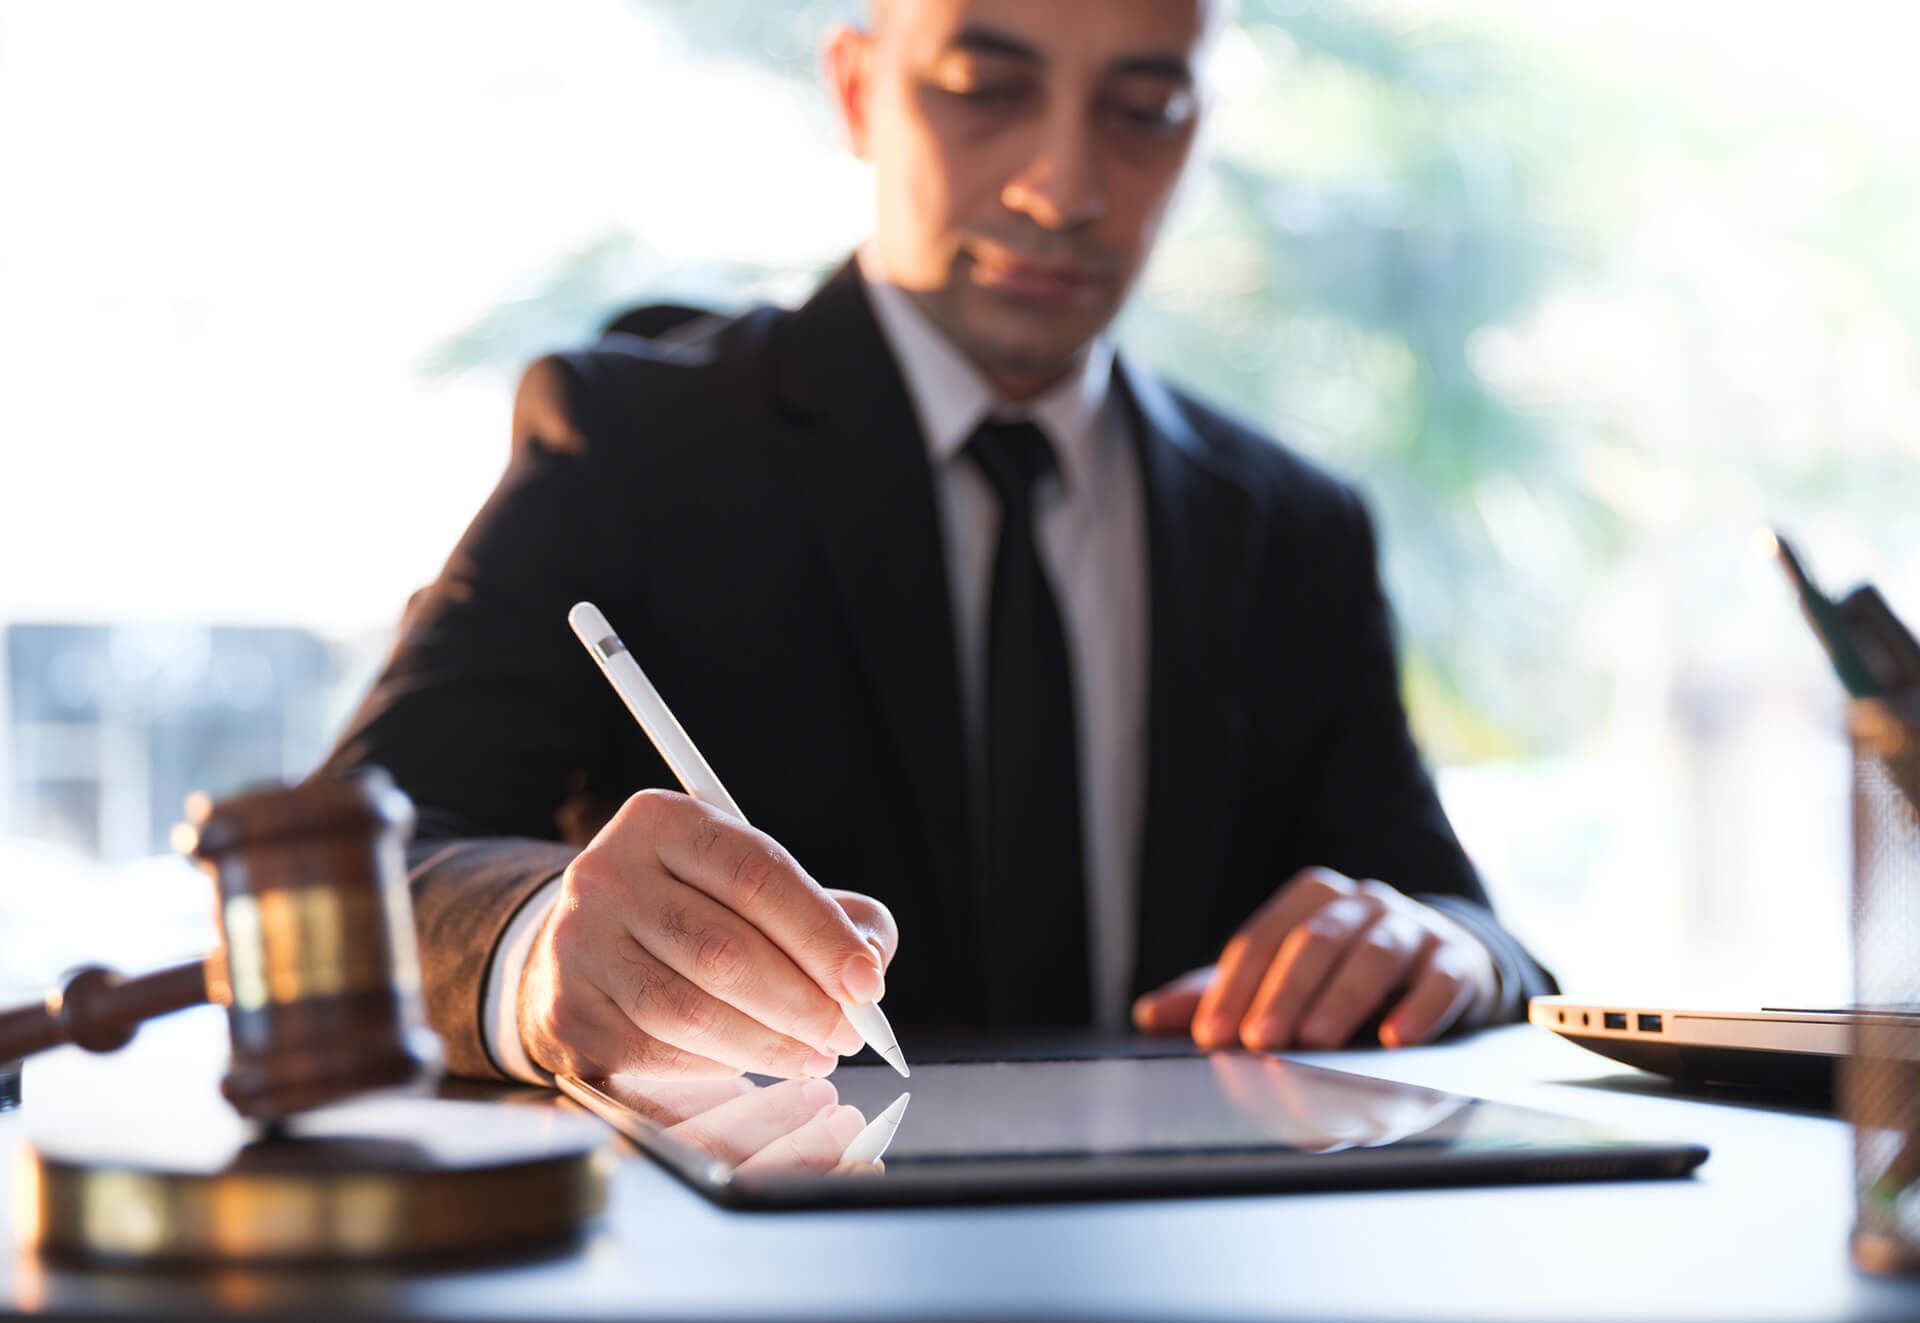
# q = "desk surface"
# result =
<box><xmin>5</xmin><ymin>1011</ymin><xmax>1919</xmax><ymax>1323</ymax></box>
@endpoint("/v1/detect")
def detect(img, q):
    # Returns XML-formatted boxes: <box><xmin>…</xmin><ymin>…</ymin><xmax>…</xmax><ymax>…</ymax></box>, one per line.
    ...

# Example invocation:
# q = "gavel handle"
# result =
<box><xmin>0</xmin><ymin>960</ymin><xmax>210</xmax><ymax>1063</ymax></box>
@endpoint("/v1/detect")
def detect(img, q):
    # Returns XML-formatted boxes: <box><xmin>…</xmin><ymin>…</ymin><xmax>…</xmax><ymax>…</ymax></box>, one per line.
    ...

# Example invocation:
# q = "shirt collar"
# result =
<box><xmin>857</xmin><ymin>245</ymin><xmax>1115</xmax><ymax>491</ymax></box>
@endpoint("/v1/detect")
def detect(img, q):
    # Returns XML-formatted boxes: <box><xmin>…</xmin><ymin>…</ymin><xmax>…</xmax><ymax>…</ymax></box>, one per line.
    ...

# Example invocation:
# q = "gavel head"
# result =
<box><xmin>172</xmin><ymin>768</ymin><xmax>442</xmax><ymax>1124</ymax></box>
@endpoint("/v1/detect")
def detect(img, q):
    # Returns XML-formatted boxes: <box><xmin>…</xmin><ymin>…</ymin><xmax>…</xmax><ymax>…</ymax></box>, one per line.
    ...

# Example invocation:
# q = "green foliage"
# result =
<box><xmin>422</xmin><ymin>0</ymin><xmax>1920</xmax><ymax>762</ymax></box>
<box><xmin>1128</xmin><ymin>0</ymin><xmax>1616</xmax><ymax>757</ymax></box>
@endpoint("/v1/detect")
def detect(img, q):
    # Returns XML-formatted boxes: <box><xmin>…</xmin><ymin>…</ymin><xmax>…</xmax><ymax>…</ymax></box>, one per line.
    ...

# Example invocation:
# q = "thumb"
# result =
<box><xmin>1132</xmin><ymin>966</ymin><xmax>1217</xmax><ymax>1034</ymax></box>
<box><xmin>826</xmin><ymin>889</ymin><xmax>899</xmax><ymax>971</ymax></box>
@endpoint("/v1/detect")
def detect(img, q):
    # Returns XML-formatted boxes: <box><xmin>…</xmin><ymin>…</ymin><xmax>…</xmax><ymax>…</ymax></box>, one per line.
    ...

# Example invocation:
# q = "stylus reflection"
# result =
<box><xmin>840</xmin><ymin>1090</ymin><xmax>911</xmax><ymax>1165</ymax></box>
<box><xmin>1208</xmin><ymin>1053</ymin><xmax>1469</xmax><ymax>1152</ymax></box>
<box><xmin>596</xmin><ymin>1073</ymin><xmax>891</xmax><ymax>1177</ymax></box>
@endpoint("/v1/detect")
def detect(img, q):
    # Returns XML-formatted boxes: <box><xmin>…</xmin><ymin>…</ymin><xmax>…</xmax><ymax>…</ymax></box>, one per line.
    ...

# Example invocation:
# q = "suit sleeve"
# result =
<box><xmin>314</xmin><ymin>356</ymin><xmax>636</xmax><ymax>1077</ymax></box>
<box><xmin>1283</xmin><ymin>488</ymin><xmax>1556</xmax><ymax>1020</ymax></box>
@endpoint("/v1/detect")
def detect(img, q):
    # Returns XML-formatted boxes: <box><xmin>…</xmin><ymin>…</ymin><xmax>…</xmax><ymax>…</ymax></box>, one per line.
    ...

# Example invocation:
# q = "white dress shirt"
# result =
<box><xmin>482</xmin><ymin>255</ymin><xmax>1151</xmax><ymax>1081</ymax></box>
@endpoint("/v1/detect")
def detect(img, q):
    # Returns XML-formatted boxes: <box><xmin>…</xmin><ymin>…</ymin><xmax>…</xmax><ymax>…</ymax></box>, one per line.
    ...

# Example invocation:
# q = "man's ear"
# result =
<box><xmin>824</xmin><ymin>25</ymin><xmax>876</xmax><ymax>161</ymax></box>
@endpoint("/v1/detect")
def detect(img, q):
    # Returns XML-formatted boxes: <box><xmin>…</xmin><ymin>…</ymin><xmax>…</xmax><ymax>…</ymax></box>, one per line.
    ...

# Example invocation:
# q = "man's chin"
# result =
<box><xmin>953</xmin><ymin>297</ymin><xmax>1114</xmax><ymax>386</ymax></box>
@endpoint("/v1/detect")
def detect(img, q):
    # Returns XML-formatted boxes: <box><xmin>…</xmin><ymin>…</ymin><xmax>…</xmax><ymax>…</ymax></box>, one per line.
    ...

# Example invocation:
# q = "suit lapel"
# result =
<box><xmin>1118</xmin><ymin>359</ymin><xmax>1265</xmax><ymax>996</ymax></box>
<box><xmin>758</xmin><ymin>262</ymin><xmax>980</xmax><ymax>966</ymax></box>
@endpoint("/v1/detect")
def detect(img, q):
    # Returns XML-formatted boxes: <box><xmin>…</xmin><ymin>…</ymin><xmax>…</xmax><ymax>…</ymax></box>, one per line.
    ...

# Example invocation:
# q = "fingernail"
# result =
<box><xmin>801</xmin><ymin>1050</ymin><xmax>837</xmax><ymax>1078</ymax></box>
<box><xmin>1300</xmin><ymin>1016</ymin><xmax>1335</xmax><ymax>1046</ymax></box>
<box><xmin>840</xmin><ymin>953</ymin><xmax>885</xmax><ymax>1004</ymax></box>
<box><xmin>796</xmin><ymin>1077</ymin><xmax>837</xmax><ymax>1107</ymax></box>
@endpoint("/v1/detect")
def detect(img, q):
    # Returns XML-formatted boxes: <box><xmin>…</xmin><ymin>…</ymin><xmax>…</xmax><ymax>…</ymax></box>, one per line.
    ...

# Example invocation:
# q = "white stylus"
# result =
<box><xmin>840</xmin><ymin>1090</ymin><xmax>911</xmax><ymax>1166</ymax></box>
<box><xmin>567</xmin><ymin>601</ymin><xmax>909</xmax><ymax>1079</ymax></box>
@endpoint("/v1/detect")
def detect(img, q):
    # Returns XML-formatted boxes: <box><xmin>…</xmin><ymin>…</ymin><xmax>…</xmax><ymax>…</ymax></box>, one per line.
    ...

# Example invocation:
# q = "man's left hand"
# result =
<box><xmin>1130</xmin><ymin>868</ymin><xmax>1500</xmax><ymax>1051</ymax></box>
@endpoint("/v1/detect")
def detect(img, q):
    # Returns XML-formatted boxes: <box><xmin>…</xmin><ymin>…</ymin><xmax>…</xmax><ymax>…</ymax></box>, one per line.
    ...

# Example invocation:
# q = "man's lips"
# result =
<box><xmin>967</xmin><ymin>245</ymin><xmax>1108</xmax><ymax>301</ymax></box>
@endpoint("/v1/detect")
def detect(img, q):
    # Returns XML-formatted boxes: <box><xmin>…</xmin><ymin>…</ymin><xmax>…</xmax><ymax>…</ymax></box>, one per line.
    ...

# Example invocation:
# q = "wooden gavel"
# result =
<box><xmin>0</xmin><ymin>768</ymin><xmax>441</xmax><ymax>1123</ymax></box>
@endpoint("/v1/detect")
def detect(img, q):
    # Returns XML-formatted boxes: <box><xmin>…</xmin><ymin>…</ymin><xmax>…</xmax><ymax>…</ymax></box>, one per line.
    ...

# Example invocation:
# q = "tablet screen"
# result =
<box><xmin>558</xmin><ymin>1051</ymin><xmax>1706</xmax><ymax>1207</ymax></box>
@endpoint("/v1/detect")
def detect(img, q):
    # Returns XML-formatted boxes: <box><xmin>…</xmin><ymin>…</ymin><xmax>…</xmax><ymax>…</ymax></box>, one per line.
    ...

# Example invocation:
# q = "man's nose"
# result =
<box><xmin>1000</xmin><ymin>109</ymin><xmax>1107</xmax><ymax>232</ymax></box>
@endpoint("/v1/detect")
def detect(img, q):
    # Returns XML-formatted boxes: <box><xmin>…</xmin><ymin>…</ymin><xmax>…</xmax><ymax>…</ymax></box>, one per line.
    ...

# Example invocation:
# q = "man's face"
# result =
<box><xmin>834</xmin><ymin>0</ymin><xmax>1214</xmax><ymax>396</ymax></box>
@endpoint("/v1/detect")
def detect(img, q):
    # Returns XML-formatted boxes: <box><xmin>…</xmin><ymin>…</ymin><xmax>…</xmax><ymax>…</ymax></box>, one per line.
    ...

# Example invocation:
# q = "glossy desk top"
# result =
<box><xmin>5</xmin><ymin>1009</ymin><xmax>1919</xmax><ymax>1322</ymax></box>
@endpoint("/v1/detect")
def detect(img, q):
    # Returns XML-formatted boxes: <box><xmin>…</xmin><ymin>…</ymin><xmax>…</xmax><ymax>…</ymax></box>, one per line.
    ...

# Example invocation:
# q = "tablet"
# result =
<box><xmin>556</xmin><ymin>1051</ymin><xmax>1708</xmax><ymax>1208</ymax></box>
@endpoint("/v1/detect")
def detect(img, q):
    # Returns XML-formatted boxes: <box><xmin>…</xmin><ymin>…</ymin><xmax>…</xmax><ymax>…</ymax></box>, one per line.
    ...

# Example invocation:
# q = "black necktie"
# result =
<box><xmin>964</xmin><ymin>418</ymin><xmax>1092</xmax><ymax>1027</ymax></box>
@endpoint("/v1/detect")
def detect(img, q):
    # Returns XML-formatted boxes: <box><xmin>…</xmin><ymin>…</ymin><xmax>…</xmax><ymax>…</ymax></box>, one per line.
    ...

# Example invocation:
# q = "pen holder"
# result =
<box><xmin>1845</xmin><ymin>694</ymin><xmax>1920</xmax><ymax>1276</ymax></box>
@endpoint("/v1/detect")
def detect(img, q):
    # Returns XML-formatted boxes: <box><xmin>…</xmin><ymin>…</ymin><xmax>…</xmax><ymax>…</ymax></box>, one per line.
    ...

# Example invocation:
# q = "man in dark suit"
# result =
<box><xmin>322</xmin><ymin>0</ymin><xmax>1552</xmax><ymax>1085</ymax></box>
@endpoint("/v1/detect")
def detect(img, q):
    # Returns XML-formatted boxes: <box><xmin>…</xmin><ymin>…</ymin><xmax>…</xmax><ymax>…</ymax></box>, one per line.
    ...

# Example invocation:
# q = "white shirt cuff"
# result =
<box><xmin>482</xmin><ymin>875</ymin><xmax>564</xmax><ymax>1085</ymax></box>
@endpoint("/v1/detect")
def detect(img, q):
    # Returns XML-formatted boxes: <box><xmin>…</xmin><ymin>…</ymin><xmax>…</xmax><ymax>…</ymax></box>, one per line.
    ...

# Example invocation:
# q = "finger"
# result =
<box><xmin>832</xmin><ymin>1156</ymin><xmax>887</xmax><ymax>1177</ymax></box>
<box><xmin>827</xmin><ymin>890</ymin><xmax>899</xmax><ymax>970</ymax></box>
<box><xmin>1379</xmin><ymin>952</ymin><xmax>1477</xmax><ymax>1047</ymax></box>
<box><xmin>600</xmin><ymin>935</ymin><xmax>841</xmax><ymax>1079</ymax></box>
<box><xmin>1131</xmin><ymin>966</ymin><xmax>1216</xmax><ymax>1033</ymax></box>
<box><xmin>1192</xmin><ymin>869</ymin><xmax>1360</xmax><ymax>1047</ymax></box>
<box><xmin>627</xmin><ymin>791</ymin><xmax>888</xmax><ymax>1007</ymax></box>
<box><xmin>595</xmin><ymin>1075</ymin><xmax>757</xmax><ymax>1127</ymax></box>
<box><xmin>736</xmin><ymin>1103</ymin><xmax>869</xmax><ymax>1175</ymax></box>
<box><xmin>526</xmin><ymin>983</ymin><xmax>739</xmax><ymax>1082</ymax></box>
<box><xmin>1286</xmin><ymin>912</ymin><xmax>1425</xmax><ymax>1049</ymax></box>
<box><xmin>663</xmin><ymin>1077</ymin><xmax>841</xmax><ymax>1166</ymax></box>
<box><xmin>1232</xmin><ymin>895</ymin><xmax>1382</xmax><ymax>1051</ymax></box>
<box><xmin>630</xmin><ymin>876</ymin><xmax>866</xmax><ymax>1058</ymax></box>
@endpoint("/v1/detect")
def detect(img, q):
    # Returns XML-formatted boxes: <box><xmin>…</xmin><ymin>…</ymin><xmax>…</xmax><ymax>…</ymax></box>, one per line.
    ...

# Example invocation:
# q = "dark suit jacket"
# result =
<box><xmin>319</xmin><ymin>260</ymin><xmax>1555</xmax><ymax>1078</ymax></box>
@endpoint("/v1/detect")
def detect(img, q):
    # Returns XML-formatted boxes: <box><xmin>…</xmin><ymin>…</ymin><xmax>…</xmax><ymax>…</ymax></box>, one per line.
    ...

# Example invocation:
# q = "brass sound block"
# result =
<box><xmin>19</xmin><ymin>1096</ymin><xmax>609</xmax><ymax>1264</ymax></box>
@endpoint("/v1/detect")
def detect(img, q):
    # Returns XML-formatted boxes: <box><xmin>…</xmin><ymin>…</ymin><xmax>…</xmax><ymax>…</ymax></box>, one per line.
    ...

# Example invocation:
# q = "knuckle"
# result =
<box><xmin>612</xmin><ymin>943</ymin><xmax>668</xmax><ymax>1010</ymax></box>
<box><xmin>623</xmin><ymin>787</ymin><xmax>673</xmax><ymax>829</ymax></box>
<box><xmin>668</xmin><ymin>979</ymin><xmax>719</xmax><ymax>1040</ymax></box>
<box><xmin>690</xmin><ymin>925</ymin><xmax>751</xmax><ymax>995</ymax></box>
<box><xmin>562</xmin><ymin>856</ymin><xmax>616</xmax><ymax>907</ymax></box>
<box><xmin>657</xmin><ymin>900</ymin><xmax>694</xmax><ymax>945</ymax></box>
<box><xmin>1299</xmin><ymin>867</ymin><xmax>1353</xmax><ymax>901</ymax></box>
<box><xmin>1357</xmin><ymin>878</ymin><xmax>1397</xmax><ymax>904</ymax></box>
<box><xmin>688</xmin><ymin>811</ymin><xmax>726</xmax><ymax>861</ymax></box>
<box><xmin>546</xmin><ymin>907</ymin><xmax>589</xmax><ymax>962</ymax></box>
<box><xmin>729</xmin><ymin>847</ymin><xmax>784</xmax><ymax>910</ymax></box>
<box><xmin>799</xmin><ymin>907</ymin><xmax>858</xmax><ymax>962</ymax></box>
<box><xmin>840</xmin><ymin>892</ymin><xmax>897</xmax><ymax>940</ymax></box>
<box><xmin>1358</xmin><ymin>924</ymin><xmax>1404</xmax><ymax>962</ymax></box>
<box><xmin>796</xmin><ymin>997</ymin><xmax>846</xmax><ymax>1046</ymax></box>
<box><xmin>1302</xmin><ymin>912</ymin><xmax>1350</xmax><ymax>943</ymax></box>
<box><xmin>772</xmin><ymin>1036</ymin><xmax>820</xmax><ymax>1074</ymax></box>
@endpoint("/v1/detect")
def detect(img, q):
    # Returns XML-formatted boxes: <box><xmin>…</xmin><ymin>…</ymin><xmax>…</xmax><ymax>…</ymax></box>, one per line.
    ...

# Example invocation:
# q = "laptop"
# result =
<box><xmin>1530</xmin><ymin>996</ymin><xmax>1920</xmax><ymax>1097</ymax></box>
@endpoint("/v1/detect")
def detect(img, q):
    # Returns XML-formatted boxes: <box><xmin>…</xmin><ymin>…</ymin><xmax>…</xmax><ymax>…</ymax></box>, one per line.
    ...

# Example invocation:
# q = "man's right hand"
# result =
<box><xmin>519</xmin><ymin>789</ymin><xmax>898</xmax><ymax>1081</ymax></box>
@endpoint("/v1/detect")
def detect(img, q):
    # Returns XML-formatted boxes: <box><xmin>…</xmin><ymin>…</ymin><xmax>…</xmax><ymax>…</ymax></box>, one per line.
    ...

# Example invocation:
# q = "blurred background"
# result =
<box><xmin>2</xmin><ymin>0</ymin><xmax>1916</xmax><ymax>1011</ymax></box>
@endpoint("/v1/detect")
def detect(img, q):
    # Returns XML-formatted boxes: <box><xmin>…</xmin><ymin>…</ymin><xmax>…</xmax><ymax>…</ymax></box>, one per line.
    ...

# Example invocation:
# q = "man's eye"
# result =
<box><xmin>1104</xmin><ymin>88</ymin><xmax>1195</xmax><ymax>135</ymax></box>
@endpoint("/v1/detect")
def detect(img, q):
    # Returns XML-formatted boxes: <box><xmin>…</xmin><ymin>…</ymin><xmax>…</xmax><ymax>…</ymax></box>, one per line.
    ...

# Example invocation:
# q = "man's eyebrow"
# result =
<box><xmin>945</xmin><ymin>26</ymin><xmax>1195</xmax><ymax>87</ymax></box>
<box><xmin>949</xmin><ymin>24</ymin><xmax>1044</xmax><ymax>64</ymax></box>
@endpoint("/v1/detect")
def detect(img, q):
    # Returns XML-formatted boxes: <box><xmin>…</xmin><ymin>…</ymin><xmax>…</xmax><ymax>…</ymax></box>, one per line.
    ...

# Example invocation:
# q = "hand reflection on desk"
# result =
<box><xmin>588</xmin><ymin>1073</ymin><xmax>892</xmax><ymax>1176</ymax></box>
<box><xmin>1207</xmin><ymin>1053</ymin><xmax>1469</xmax><ymax>1153</ymax></box>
